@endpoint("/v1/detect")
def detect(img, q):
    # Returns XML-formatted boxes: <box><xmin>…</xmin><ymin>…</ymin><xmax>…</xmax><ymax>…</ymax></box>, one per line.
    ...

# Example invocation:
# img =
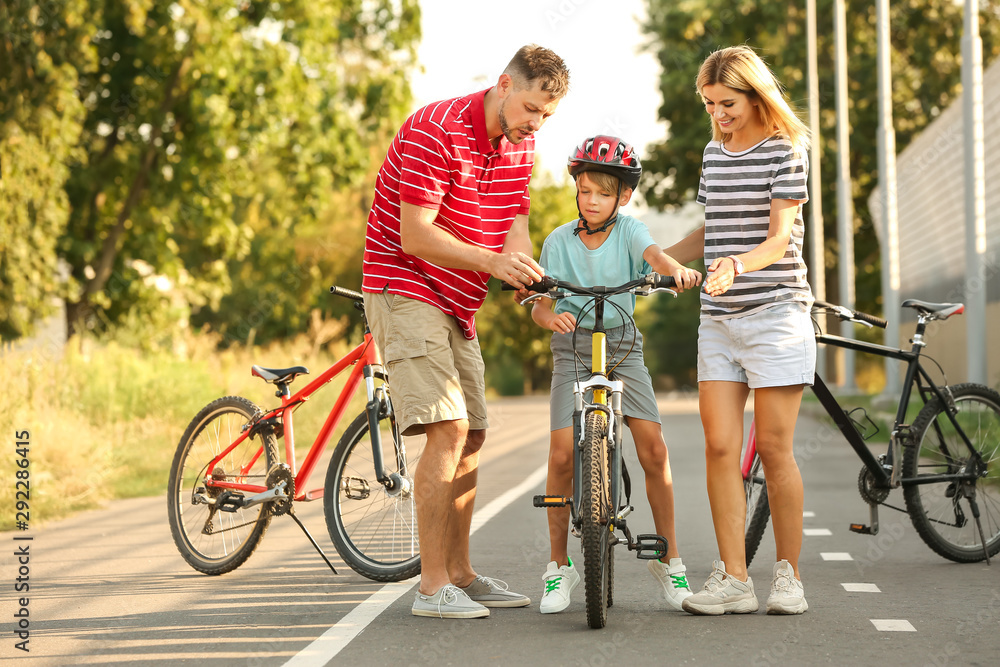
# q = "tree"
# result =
<box><xmin>0</xmin><ymin>1</ymin><xmax>93</xmax><ymax>339</ymax></box>
<box><xmin>639</xmin><ymin>0</ymin><xmax>1000</xmax><ymax>384</ymax></box>
<box><xmin>3</xmin><ymin>0</ymin><xmax>420</xmax><ymax>344</ymax></box>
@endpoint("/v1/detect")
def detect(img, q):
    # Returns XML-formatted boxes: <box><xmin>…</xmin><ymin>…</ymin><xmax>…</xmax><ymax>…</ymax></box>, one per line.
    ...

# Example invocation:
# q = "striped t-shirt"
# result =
<box><xmin>362</xmin><ymin>89</ymin><xmax>534</xmax><ymax>339</ymax></box>
<box><xmin>696</xmin><ymin>136</ymin><xmax>812</xmax><ymax>319</ymax></box>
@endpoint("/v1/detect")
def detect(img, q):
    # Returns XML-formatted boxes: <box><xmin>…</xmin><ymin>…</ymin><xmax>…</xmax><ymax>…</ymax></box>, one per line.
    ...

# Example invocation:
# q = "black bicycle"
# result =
<box><xmin>742</xmin><ymin>298</ymin><xmax>1000</xmax><ymax>565</ymax></box>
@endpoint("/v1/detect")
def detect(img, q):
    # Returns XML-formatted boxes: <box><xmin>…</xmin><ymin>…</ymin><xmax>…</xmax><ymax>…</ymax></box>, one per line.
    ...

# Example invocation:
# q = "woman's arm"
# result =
<box><xmin>662</xmin><ymin>224</ymin><xmax>706</xmax><ymax>265</ymax></box>
<box><xmin>703</xmin><ymin>198</ymin><xmax>802</xmax><ymax>296</ymax></box>
<box><xmin>642</xmin><ymin>245</ymin><xmax>703</xmax><ymax>293</ymax></box>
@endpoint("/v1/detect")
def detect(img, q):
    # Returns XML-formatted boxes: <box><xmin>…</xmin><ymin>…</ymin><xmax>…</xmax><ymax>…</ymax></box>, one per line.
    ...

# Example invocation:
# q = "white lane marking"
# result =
<box><xmin>803</xmin><ymin>511</ymin><xmax>815</xmax><ymax>518</ymax></box>
<box><xmin>821</xmin><ymin>552</ymin><xmax>854</xmax><ymax>561</ymax></box>
<box><xmin>842</xmin><ymin>583</ymin><xmax>881</xmax><ymax>592</ymax></box>
<box><xmin>871</xmin><ymin>619</ymin><xmax>916</xmax><ymax>632</ymax></box>
<box><xmin>283</xmin><ymin>463</ymin><xmax>549</xmax><ymax>666</ymax></box>
<box><xmin>804</xmin><ymin>528</ymin><xmax>832</xmax><ymax>536</ymax></box>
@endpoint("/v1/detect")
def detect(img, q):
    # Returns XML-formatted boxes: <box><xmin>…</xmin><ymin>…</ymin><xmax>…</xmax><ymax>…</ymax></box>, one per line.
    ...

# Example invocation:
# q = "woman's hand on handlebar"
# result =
<box><xmin>669</xmin><ymin>265</ymin><xmax>702</xmax><ymax>293</ymax></box>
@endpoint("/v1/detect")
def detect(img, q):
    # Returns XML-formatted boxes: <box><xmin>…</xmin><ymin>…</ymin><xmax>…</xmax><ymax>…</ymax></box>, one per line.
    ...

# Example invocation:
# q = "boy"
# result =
<box><xmin>530</xmin><ymin>135</ymin><xmax>702</xmax><ymax>614</ymax></box>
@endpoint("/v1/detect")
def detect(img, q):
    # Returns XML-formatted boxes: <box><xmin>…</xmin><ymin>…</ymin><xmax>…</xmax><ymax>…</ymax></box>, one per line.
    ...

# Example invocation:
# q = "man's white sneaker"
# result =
<box><xmin>766</xmin><ymin>560</ymin><xmax>808</xmax><ymax>614</ymax></box>
<box><xmin>681</xmin><ymin>560</ymin><xmax>759</xmax><ymax>615</ymax></box>
<box><xmin>539</xmin><ymin>559</ymin><xmax>581</xmax><ymax>614</ymax></box>
<box><xmin>460</xmin><ymin>575</ymin><xmax>530</xmax><ymax>608</ymax></box>
<box><xmin>411</xmin><ymin>584</ymin><xmax>490</xmax><ymax>619</ymax></box>
<box><xmin>647</xmin><ymin>557</ymin><xmax>694</xmax><ymax>611</ymax></box>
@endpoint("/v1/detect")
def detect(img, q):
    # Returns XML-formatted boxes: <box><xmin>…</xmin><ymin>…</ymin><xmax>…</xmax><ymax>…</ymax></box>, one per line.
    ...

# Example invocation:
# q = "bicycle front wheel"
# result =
<box><xmin>744</xmin><ymin>452</ymin><xmax>771</xmax><ymax>567</ymax></box>
<box><xmin>167</xmin><ymin>396</ymin><xmax>279</xmax><ymax>575</ymax></box>
<box><xmin>324</xmin><ymin>396</ymin><xmax>423</xmax><ymax>582</ymax></box>
<box><xmin>902</xmin><ymin>383</ymin><xmax>1000</xmax><ymax>562</ymax></box>
<box><xmin>580</xmin><ymin>410</ymin><xmax>611</xmax><ymax>629</ymax></box>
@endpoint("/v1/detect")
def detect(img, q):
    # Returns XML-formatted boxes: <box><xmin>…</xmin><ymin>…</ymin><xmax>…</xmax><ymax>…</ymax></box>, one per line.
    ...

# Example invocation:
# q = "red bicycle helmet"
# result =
<box><xmin>567</xmin><ymin>135</ymin><xmax>642</xmax><ymax>190</ymax></box>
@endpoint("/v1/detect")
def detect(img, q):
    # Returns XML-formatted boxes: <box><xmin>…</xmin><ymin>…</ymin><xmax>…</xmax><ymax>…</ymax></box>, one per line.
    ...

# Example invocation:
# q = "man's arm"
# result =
<box><xmin>399</xmin><ymin>203</ymin><xmax>543</xmax><ymax>288</ymax></box>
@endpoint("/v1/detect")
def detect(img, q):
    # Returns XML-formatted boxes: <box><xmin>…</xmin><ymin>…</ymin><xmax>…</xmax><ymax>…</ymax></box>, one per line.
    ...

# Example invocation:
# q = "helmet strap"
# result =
<box><xmin>572</xmin><ymin>180</ymin><xmax>624</xmax><ymax>236</ymax></box>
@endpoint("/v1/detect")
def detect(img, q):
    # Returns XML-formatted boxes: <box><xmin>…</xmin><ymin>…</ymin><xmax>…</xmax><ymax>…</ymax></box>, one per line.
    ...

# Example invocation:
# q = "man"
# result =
<box><xmin>362</xmin><ymin>44</ymin><xmax>570</xmax><ymax>619</ymax></box>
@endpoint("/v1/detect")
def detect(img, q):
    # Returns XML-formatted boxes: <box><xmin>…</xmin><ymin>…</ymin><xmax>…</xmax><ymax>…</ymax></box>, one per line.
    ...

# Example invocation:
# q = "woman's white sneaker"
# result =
<box><xmin>766</xmin><ymin>560</ymin><xmax>808</xmax><ymax>614</ymax></box>
<box><xmin>681</xmin><ymin>560</ymin><xmax>759</xmax><ymax>615</ymax></box>
<box><xmin>539</xmin><ymin>559</ymin><xmax>581</xmax><ymax>614</ymax></box>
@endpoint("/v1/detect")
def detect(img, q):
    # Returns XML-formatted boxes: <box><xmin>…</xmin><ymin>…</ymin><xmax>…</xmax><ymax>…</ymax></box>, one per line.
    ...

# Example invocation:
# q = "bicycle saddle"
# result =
<box><xmin>901</xmin><ymin>299</ymin><xmax>964</xmax><ymax>320</ymax></box>
<box><xmin>251</xmin><ymin>365</ymin><xmax>310</xmax><ymax>385</ymax></box>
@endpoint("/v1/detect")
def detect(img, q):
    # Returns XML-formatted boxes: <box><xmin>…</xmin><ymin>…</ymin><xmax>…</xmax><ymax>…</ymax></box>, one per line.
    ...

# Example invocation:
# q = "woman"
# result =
<box><xmin>664</xmin><ymin>45</ymin><xmax>814</xmax><ymax>615</ymax></box>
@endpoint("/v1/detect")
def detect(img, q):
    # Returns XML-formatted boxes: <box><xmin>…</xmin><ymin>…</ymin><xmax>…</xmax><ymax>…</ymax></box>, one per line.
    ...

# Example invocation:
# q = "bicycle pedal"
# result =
<box><xmin>631</xmin><ymin>533</ymin><xmax>668</xmax><ymax>560</ymax></box>
<box><xmin>215</xmin><ymin>491</ymin><xmax>246</xmax><ymax>513</ymax></box>
<box><xmin>533</xmin><ymin>495</ymin><xmax>570</xmax><ymax>508</ymax></box>
<box><xmin>849</xmin><ymin>523</ymin><xmax>874</xmax><ymax>535</ymax></box>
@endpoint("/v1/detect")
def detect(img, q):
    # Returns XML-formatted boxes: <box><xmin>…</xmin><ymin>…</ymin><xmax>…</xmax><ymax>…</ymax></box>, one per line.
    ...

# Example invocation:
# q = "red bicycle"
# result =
<box><xmin>166</xmin><ymin>286</ymin><xmax>424</xmax><ymax>581</ymax></box>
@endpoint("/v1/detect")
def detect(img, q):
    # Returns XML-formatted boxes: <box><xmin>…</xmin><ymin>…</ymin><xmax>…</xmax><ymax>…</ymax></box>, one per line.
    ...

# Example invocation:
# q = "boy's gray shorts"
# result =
<box><xmin>549</xmin><ymin>324</ymin><xmax>661</xmax><ymax>432</ymax></box>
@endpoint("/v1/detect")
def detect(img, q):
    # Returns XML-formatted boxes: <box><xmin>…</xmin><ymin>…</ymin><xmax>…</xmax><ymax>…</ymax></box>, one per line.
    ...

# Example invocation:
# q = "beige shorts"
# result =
<box><xmin>363</xmin><ymin>289</ymin><xmax>488</xmax><ymax>436</ymax></box>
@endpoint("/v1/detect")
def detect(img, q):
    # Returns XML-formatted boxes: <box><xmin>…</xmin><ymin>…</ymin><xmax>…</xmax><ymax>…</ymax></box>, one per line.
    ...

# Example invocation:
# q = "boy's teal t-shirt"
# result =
<box><xmin>539</xmin><ymin>214</ymin><xmax>657</xmax><ymax>330</ymax></box>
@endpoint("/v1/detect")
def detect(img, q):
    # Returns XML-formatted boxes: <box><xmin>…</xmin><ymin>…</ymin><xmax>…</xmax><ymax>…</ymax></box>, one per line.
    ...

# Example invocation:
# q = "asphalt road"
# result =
<box><xmin>3</xmin><ymin>394</ymin><xmax>999</xmax><ymax>666</ymax></box>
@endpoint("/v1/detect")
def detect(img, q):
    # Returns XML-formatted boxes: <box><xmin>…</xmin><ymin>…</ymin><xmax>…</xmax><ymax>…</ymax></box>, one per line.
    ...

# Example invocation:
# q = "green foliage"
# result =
<box><xmin>1</xmin><ymin>0</ymin><xmax>420</xmax><ymax>345</ymax></box>
<box><xmin>641</xmin><ymin>0</ymin><xmax>1000</xmax><ymax>318</ymax></box>
<box><xmin>0</xmin><ymin>1</ymin><xmax>92</xmax><ymax>338</ymax></box>
<box><xmin>479</xmin><ymin>169</ymin><xmax>579</xmax><ymax>395</ymax></box>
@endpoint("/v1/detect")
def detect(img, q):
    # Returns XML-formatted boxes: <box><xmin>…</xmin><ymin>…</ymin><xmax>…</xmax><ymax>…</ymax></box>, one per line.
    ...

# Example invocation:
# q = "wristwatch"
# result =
<box><xmin>727</xmin><ymin>256</ymin><xmax>745</xmax><ymax>276</ymax></box>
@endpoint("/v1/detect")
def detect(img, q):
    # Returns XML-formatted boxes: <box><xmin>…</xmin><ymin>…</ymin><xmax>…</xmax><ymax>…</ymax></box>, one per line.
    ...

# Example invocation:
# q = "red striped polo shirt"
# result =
<box><xmin>362</xmin><ymin>88</ymin><xmax>534</xmax><ymax>339</ymax></box>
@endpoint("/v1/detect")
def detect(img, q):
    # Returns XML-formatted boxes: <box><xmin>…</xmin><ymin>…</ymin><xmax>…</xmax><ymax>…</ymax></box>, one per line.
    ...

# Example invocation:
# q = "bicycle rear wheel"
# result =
<box><xmin>324</xmin><ymin>385</ymin><xmax>423</xmax><ymax>582</ymax></box>
<box><xmin>744</xmin><ymin>451</ymin><xmax>771</xmax><ymax>567</ymax></box>
<box><xmin>167</xmin><ymin>396</ymin><xmax>279</xmax><ymax>575</ymax></box>
<box><xmin>580</xmin><ymin>410</ymin><xmax>611</xmax><ymax>629</ymax></box>
<box><xmin>902</xmin><ymin>383</ymin><xmax>1000</xmax><ymax>562</ymax></box>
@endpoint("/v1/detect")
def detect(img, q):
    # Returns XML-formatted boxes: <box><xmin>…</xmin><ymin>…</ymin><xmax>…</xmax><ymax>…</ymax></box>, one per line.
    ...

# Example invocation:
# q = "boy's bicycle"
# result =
<box><xmin>742</xmin><ymin>298</ymin><xmax>1000</xmax><ymax>566</ymax></box>
<box><xmin>516</xmin><ymin>272</ymin><xmax>679</xmax><ymax>629</ymax></box>
<box><xmin>167</xmin><ymin>286</ymin><xmax>424</xmax><ymax>582</ymax></box>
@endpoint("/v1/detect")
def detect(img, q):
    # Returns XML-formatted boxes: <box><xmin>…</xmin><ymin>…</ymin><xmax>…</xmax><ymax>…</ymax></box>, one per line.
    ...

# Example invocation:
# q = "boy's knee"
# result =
<box><xmin>548</xmin><ymin>445</ymin><xmax>573</xmax><ymax>474</ymax></box>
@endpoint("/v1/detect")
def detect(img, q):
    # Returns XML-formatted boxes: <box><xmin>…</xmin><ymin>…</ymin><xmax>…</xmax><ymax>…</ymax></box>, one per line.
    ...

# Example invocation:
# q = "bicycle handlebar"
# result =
<box><xmin>813</xmin><ymin>300</ymin><xmax>887</xmax><ymax>329</ymax></box>
<box><xmin>330</xmin><ymin>285</ymin><xmax>364</xmax><ymax>302</ymax></box>
<box><xmin>501</xmin><ymin>273</ymin><xmax>677</xmax><ymax>295</ymax></box>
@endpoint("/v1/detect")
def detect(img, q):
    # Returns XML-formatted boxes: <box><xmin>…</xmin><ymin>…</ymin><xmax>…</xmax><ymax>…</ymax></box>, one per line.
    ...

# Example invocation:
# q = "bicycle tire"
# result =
<box><xmin>606</xmin><ymin>438</ymin><xmax>616</xmax><ymax>610</ymax></box>
<box><xmin>902</xmin><ymin>383</ymin><xmax>1000</xmax><ymax>563</ymax></box>
<box><xmin>167</xmin><ymin>396</ymin><xmax>279</xmax><ymax>575</ymax></box>
<box><xmin>324</xmin><ymin>379</ymin><xmax>423</xmax><ymax>582</ymax></box>
<box><xmin>580</xmin><ymin>410</ymin><xmax>611</xmax><ymax>629</ymax></box>
<box><xmin>743</xmin><ymin>452</ymin><xmax>771</xmax><ymax>567</ymax></box>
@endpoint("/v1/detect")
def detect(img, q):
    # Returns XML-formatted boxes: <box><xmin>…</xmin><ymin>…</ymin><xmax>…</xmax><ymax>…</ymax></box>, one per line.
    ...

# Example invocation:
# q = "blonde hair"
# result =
<box><xmin>696</xmin><ymin>46</ymin><xmax>809</xmax><ymax>149</ymax></box>
<box><xmin>576</xmin><ymin>170</ymin><xmax>624</xmax><ymax>194</ymax></box>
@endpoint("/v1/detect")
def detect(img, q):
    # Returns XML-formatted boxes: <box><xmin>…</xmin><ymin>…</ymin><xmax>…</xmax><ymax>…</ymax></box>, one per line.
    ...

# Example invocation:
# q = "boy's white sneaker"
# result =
<box><xmin>766</xmin><ymin>560</ymin><xmax>808</xmax><ymax>614</ymax></box>
<box><xmin>647</xmin><ymin>557</ymin><xmax>694</xmax><ymax>610</ymax></box>
<box><xmin>681</xmin><ymin>560</ymin><xmax>759</xmax><ymax>615</ymax></box>
<box><xmin>539</xmin><ymin>559</ymin><xmax>581</xmax><ymax>614</ymax></box>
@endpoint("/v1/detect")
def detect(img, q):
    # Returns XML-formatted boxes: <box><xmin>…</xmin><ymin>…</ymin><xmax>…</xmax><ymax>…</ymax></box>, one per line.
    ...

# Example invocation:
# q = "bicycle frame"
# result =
<box><xmin>203</xmin><ymin>331</ymin><xmax>387</xmax><ymax>502</ymax></box>
<box><xmin>570</xmin><ymin>297</ymin><xmax>626</xmax><ymax>532</ymax></box>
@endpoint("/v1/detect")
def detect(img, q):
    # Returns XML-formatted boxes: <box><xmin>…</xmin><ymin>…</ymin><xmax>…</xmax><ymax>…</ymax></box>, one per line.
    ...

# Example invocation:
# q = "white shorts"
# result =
<box><xmin>697</xmin><ymin>301</ymin><xmax>816</xmax><ymax>389</ymax></box>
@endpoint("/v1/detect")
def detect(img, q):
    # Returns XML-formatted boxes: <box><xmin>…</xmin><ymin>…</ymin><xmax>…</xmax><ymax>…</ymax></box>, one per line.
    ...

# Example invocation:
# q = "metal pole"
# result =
<box><xmin>963</xmin><ymin>0</ymin><xmax>988</xmax><ymax>384</ymax></box>
<box><xmin>806</xmin><ymin>0</ymin><xmax>826</xmax><ymax>379</ymax></box>
<box><xmin>876</xmin><ymin>0</ymin><xmax>901</xmax><ymax>396</ymax></box>
<box><xmin>834</xmin><ymin>0</ymin><xmax>856</xmax><ymax>391</ymax></box>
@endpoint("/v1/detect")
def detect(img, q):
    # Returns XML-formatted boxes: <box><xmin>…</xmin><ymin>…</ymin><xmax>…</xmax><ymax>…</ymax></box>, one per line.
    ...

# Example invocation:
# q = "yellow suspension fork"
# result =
<box><xmin>591</xmin><ymin>330</ymin><xmax>607</xmax><ymax>406</ymax></box>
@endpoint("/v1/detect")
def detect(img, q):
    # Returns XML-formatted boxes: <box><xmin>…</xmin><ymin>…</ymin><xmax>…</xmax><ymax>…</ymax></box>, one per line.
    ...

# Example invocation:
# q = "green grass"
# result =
<box><xmin>0</xmin><ymin>329</ymin><xmax>365</xmax><ymax>531</ymax></box>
